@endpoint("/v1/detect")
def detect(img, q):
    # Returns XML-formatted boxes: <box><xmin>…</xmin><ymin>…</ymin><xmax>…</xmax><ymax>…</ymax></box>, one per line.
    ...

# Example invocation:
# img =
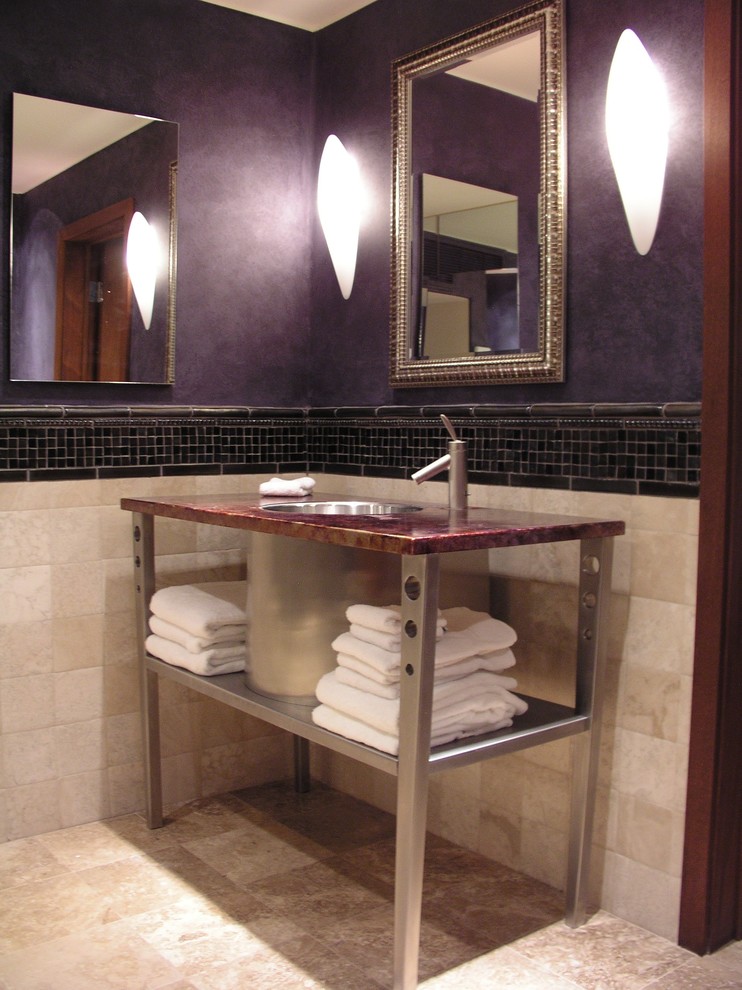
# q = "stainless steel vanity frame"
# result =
<box><xmin>125</xmin><ymin>496</ymin><xmax>621</xmax><ymax>990</ymax></box>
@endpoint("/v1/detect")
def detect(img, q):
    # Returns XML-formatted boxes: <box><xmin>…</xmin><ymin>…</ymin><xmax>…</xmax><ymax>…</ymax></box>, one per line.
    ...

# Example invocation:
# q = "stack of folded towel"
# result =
<box><xmin>311</xmin><ymin>604</ymin><xmax>528</xmax><ymax>755</ymax></box>
<box><xmin>145</xmin><ymin>581</ymin><xmax>249</xmax><ymax>676</ymax></box>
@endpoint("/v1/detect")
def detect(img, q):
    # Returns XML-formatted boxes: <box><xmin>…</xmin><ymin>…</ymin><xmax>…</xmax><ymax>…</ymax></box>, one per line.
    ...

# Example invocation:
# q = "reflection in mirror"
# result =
<box><xmin>390</xmin><ymin>0</ymin><xmax>564</xmax><ymax>387</ymax></box>
<box><xmin>10</xmin><ymin>94</ymin><xmax>178</xmax><ymax>384</ymax></box>
<box><xmin>419</xmin><ymin>174</ymin><xmax>520</xmax><ymax>358</ymax></box>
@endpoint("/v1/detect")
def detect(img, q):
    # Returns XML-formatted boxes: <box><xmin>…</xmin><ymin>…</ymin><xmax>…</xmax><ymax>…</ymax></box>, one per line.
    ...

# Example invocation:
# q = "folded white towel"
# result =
<box><xmin>346</xmin><ymin>603</ymin><xmax>447</xmax><ymax>635</ymax></box>
<box><xmin>349</xmin><ymin>621</ymin><xmax>445</xmax><ymax>652</ymax></box>
<box><xmin>146</xmin><ymin>634</ymin><xmax>247</xmax><ymax>676</ymax></box>
<box><xmin>332</xmin><ymin>618</ymin><xmax>516</xmax><ymax>677</ymax></box>
<box><xmin>149</xmin><ymin>581</ymin><xmax>248</xmax><ymax>640</ymax></box>
<box><xmin>315</xmin><ymin>669</ymin><xmax>527</xmax><ymax>738</ymax></box>
<box><xmin>312</xmin><ymin>704</ymin><xmax>401</xmax><ymax>754</ymax></box>
<box><xmin>311</xmin><ymin>704</ymin><xmax>516</xmax><ymax>755</ymax></box>
<box><xmin>334</xmin><ymin>664</ymin><xmax>518</xmax><ymax>700</ymax></box>
<box><xmin>149</xmin><ymin>614</ymin><xmax>246</xmax><ymax>653</ymax></box>
<box><xmin>335</xmin><ymin>647</ymin><xmax>517</xmax><ymax>686</ymax></box>
<box><xmin>430</xmin><ymin>715</ymin><xmax>514</xmax><ymax>746</ymax></box>
<box><xmin>259</xmin><ymin>476</ymin><xmax>316</xmax><ymax>497</ymax></box>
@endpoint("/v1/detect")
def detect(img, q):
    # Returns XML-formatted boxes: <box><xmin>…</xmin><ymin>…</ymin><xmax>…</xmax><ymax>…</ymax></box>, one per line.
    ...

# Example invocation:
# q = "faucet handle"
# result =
<box><xmin>440</xmin><ymin>414</ymin><xmax>459</xmax><ymax>442</ymax></box>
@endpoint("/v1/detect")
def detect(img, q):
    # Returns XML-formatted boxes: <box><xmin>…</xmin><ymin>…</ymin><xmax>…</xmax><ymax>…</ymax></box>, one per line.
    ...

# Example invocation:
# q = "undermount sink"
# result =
<box><xmin>260</xmin><ymin>500</ymin><xmax>424</xmax><ymax>515</ymax></box>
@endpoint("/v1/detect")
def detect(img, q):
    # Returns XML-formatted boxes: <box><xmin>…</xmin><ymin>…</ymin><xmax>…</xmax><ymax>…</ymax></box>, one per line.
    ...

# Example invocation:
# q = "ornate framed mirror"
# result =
<box><xmin>390</xmin><ymin>0</ymin><xmax>564</xmax><ymax>387</ymax></box>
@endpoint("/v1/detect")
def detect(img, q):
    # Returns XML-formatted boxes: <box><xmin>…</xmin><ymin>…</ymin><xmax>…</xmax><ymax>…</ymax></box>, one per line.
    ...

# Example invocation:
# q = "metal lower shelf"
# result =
<box><xmin>146</xmin><ymin>655</ymin><xmax>589</xmax><ymax>776</ymax></box>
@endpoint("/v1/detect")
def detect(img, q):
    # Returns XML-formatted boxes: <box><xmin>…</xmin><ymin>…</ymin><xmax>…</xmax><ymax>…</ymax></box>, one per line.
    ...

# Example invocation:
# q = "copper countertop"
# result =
<box><xmin>121</xmin><ymin>492</ymin><xmax>625</xmax><ymax>555</ymax></box>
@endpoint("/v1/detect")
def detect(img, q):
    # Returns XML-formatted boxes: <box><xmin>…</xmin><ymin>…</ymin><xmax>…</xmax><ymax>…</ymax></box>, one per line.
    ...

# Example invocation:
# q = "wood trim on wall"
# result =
<box><xmin>680</xmin><ymin>0</ymin><xmax>742</xmax><ymax>954</ymax></box>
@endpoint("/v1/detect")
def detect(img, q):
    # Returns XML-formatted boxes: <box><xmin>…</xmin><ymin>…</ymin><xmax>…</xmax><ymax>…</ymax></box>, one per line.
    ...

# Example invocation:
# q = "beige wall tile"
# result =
<box><xmin>618</xmin><ymin>665</ymin><xmax>683</xmax><ymax>741</ymax></box>
<box><xmin>54</xmin><ymin>668</ymin><xmax>105</xmax><ymax>724</ymax></box>
<box><xmin>627</xmin><ymin>530</ymin><xmax>698</xmax><ymax>606</ymax></box>
<box><xmin>479</xmin><ymin>803</ymin><xmax>523</xmax><ymax>870</ymax></box>
<box><xmin>601</xmin><ymin>850</ymin><xmax>681</xmax><ymax>942</ymax></box>
<box><xmin>4</xmin><ymin>728</ymin><xmax>57</xmax><ymax>786</ymax></box>
<box><xmin>107</xmin><ymin>762</ymin><xmax>145</xmax><ymax>818</ymax></box>
<box><xmin>52</xmin><ymin>615</ymin><xmax>105</xmax><ymax>671</ymax></box>
<box><xmin>99</xmin><ymin>503</ymin><xmax>135</xmax><ymax>560</ymax></box>
<box><xmin>0</xmin><ymin>566</ymin><xmax>51</xmax><ymax>623</ymax></box>
<box><xmin>619</xmin><ymin>597</ymin><xmax>696</xmax><ymax>676</ymax></box>
<box><xmin>631</xmin><ymin>495</ymin><xmax>700</xmax><ymax>536</ymax></box>
<box><xmin>105</xmin><ymin>712</ymin><xmax>143</xmax><ymax>767</ymax></box>
<box><xmin>0</xmin><ymin>620</ymin><xmax>53</xmax><ymax>678</ymax></box>
<box><xmin>50</xmin><ymin>561</ymin><xmax>105</xmax><ymax>617</ymax></box>
<box><xmin>611</xmin><ymin>728</ymin><xmax>685</xmax><ymax>809</ymax></box>
<box><xmin>5</xmin><ymin>780</ymin><xmax>62</xmax><ymax>840</ymax></box>
<box><xmin>103</xmin><ymin>663</ymin><xmax>139</xmax><ymax>717</ymax></box>
<box><xmin>101</xmin><ymin>612</ymin><xmax>138</xmax><ymax>666</ymax></box>
<box><xmin>520</xmin><ymin>819</ymin><xmax>568</xmax><ymax>890</ymax></box>
<box><xmin>46</xmin><ymin>479</ymin><xmax>102</xmax><ymax>509</ymax></box>
<box><xmin>1</xmin><ymin>674</ymin><xmax>55</xmax><ymax>732</ymax></box>
<box><xmin>613</xmin><ymin>795</ymin><xmax>686</xmax><ymax>877</ymax></box>
<box><xmin>59</xmin><ymin>770</ymin><xmax>111</xmax><ymax>827</ymax></box>
<box><xmin>427</xmin><ymin>764</ymin><xmax>481</xmax><ymax>852</ymax></box>
<box><xmin>0</xmin><ymin>509</ymin><xmax>50</xmax><ymax>567</ymax></box>
<box><xmin>160</xmin><ymin>701</ymin><xmax>200</xmax><ymax>758</ymax></box>
<box><xmin>54</xmin><ymin>719</ymin><xmax>106</xmax><ymax>775</ymax></box>
<box><xmin>48</xmin><ymin>506</ymin><xmax>102</xmax><ymax>563</ymax></box>
<box><xmin>161</xmin><ymin>752</ymin><xmax>200</xmax><ymax>807</ymax></box>
<box><xmin>521</xmin><ymin>764</ymin><xmax>572</xmax><ymax>831</ymax></box>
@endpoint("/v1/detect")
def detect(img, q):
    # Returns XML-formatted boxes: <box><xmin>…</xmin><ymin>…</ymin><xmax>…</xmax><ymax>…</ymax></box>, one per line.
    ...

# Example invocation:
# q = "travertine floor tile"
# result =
<box><xmin>1</xmin><ymin>784</ymin><xmax>740</xmax><ymax>990</ymax></box>
<box><xmin>513</xmin><ymin>911</ymin><xmax>694</xmax><ymax>989</ymax></box>
<box><xmin>0</xmin><ymin>924</ymin><xmax>182</xmax><ymax>990</ymax></box>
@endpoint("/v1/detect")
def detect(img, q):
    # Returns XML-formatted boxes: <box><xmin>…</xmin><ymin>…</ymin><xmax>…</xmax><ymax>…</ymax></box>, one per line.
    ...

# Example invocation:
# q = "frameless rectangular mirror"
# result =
<box><xmin>390</xmin><ymin>0</ymin><xmax>565</xmax><ymax>387</ymax></box>
<box><xmin>10</xmin><ymin>94</ymin><xmax>178</xmax><ymax>384</ymax></box>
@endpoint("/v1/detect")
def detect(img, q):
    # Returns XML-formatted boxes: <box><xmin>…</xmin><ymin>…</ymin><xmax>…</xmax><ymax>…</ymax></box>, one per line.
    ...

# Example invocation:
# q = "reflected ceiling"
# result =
<box><xmin>199</xmin><ymin>0</ymin><xmax>379</xmax><ymax>31</ymax></box>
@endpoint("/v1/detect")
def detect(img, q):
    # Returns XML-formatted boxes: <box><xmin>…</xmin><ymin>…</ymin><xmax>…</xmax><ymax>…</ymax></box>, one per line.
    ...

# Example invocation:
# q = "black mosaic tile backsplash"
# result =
<box><xmin>0</xmin><ymin>404</ymin><xmax>701</xmax><ymax>497</ymax></box>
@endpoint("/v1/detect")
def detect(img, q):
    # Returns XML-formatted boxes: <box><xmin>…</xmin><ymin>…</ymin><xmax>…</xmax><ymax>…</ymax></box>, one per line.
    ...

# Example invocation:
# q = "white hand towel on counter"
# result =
<box><xmin>149</xmin><ymin>581</ymin><xmax>248</xmax><ymax>639</ymax></box>
<box><xmin>315</xmin><ymin>669</ymin><xmax>527</xmax><ymax>739</ymax></box>
<box><xmin>149</xmin><ymin>614</ymin><xmax>246</xmax><ymax>653</ymax></box>
<box><xmin>335</xmin><ymin>647</ymin><xmax>517</xmax><ymax>686</ymax></box>
<box><xmin>259</xmin><ymin>476</ymin><xmax>316</xmax><ymax>497</ymax></box>
<box><xmin>346</xmin><ymin>603</ymin><xmax>447</xmax><ymax>636</ymax></box>
<box><xmin>145</xmin><ymin>634</ymin><xmax>247</xmax><ymax>676</ymax></box>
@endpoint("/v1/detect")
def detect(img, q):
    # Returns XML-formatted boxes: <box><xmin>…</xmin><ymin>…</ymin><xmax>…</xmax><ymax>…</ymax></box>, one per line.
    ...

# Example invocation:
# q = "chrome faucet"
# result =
<box><xmin>411</xmin><ymin>414</ymin><xmax>468</xmax><ymax>512</ymax></box>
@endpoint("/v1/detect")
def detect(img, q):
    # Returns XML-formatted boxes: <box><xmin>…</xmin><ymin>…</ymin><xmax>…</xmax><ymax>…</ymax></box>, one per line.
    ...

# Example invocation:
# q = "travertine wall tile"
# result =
<box><xmin>0</xmin><ymin>471</ymin><xmax>699</xmax><ymax>945</ymax></box>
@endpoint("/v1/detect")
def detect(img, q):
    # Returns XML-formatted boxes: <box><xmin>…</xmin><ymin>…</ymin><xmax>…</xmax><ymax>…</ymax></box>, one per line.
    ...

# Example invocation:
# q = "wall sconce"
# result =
<box><xmin>317</xmin><ymin>134</ymin><xmax>360</xmax><ymax>299</ymax></box>
<box><xmin>605</xmin><ymin>29</ymin><xmax>669</xmax><ymax>255</ymax></box>
<box><xmin>126</xmin><ymin>211</ymin><xmax>158</xmax><ymax>328</ymax></box>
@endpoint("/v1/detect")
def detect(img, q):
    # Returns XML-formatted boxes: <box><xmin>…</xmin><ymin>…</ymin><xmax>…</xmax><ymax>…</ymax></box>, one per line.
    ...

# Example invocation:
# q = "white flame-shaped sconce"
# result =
<box><xmin>317</xmin><ymin>134</ymin><xmax>360</xmax><ymax>299</ymax></box>
<box><xmin>606</xmin><ymin>29</ymin><xmax>669</xmax><ymax>255</ymax></box>
<box><xmin>126</xmin><ymin>211</ymin><xmax>159</xmax><ymax>329</ymax></box>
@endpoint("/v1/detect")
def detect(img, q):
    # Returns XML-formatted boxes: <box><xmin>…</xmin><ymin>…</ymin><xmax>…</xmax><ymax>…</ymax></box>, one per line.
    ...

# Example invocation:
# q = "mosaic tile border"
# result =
<box><xmin>0</xmin><ymin>403</ymin><xmax>701</xmax><ymax>496</ymax></box>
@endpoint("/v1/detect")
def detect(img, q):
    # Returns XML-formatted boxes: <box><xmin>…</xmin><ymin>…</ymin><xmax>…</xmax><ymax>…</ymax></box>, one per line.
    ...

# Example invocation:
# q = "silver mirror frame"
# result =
<box><xmin>390</xmin><ymin>0</ymin><xmax>565</xmax><ymax>388</ymax></box>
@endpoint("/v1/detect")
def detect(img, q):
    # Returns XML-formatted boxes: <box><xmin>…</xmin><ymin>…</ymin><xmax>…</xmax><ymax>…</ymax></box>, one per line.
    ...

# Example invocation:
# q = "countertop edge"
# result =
<box><xmin>120</xmin><ymin>494</ymin><xmax>626</xmax><ymax>555</ymax></box>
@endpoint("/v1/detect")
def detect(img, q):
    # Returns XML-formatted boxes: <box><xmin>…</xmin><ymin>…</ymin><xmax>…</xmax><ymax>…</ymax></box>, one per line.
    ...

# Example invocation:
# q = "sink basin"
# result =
<box><xmin>261</xmin><ymin>500</ymin><xmax>424</xmax><ymax>515</ymax></box>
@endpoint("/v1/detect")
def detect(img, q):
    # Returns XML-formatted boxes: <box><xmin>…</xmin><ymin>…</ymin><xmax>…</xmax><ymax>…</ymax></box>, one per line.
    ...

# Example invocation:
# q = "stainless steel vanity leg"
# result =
<box><xmin>394</xmin><ymin>554</ymin><xmax>440</xmax><ymax>990</ymax></box>
<box><xmin>566</xmin><ymin>536</ymin><xmax>614</xmax><ymax>926</ymax></box>
<box><xmin>132</xmin><ymin>513</ymin><xmax>163</xmax><ymax>829</ymax></box>
<box><xmin>293</xmin><ymin>735</ymin><xmax>311</xmax><ymax>793</ymax></box>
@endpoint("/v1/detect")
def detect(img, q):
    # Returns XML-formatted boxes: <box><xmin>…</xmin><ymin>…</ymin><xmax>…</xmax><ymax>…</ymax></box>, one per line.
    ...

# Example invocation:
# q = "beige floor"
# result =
<box><xmin>0</xmin><ymin>781</ymin><xmax>740</xmax><ymax>990</ymax></box>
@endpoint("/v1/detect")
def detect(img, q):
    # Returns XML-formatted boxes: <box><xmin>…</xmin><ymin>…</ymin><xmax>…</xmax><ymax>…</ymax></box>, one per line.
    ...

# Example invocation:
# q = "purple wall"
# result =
<box><xmin>1</xmin><ymin>0</ymin><xmax>704</xmax><ymax>408</ymax></box>
<box><xmin>309</xmin><ymin>0</ymin><xmax>704</xmax><ymax>405</ymax></box>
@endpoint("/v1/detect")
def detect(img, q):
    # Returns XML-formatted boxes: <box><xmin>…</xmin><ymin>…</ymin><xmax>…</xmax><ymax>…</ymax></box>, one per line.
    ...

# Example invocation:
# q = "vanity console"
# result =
<box><xmin>121</xmin><ymin>492</ymin><xmax>624</xmax><ymax>990</ymax></box>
